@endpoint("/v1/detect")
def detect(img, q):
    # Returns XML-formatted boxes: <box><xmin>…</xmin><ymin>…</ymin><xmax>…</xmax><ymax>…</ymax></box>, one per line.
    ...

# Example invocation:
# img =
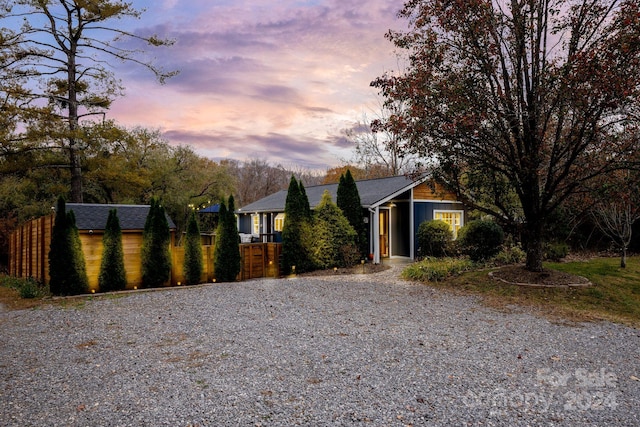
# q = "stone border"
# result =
<box><xmin>488</xmin><ymin>270</ymin><xmax>593</xmax><ymax>288</ymax></box>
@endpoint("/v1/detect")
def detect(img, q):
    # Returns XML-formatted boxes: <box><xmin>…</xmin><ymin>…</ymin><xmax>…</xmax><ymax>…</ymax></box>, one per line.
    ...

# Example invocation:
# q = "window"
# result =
<box><xmin>274</xmin><ymin>213</ymin><xmax>285</xmax><ymax>232</ymax></box>
<box><xmin>252</xmin><ymin>214</ymin><xmax>260</xmax><ymax>235</ymax></box>
<box><xmin>434</xmin><ymin>210</ymin><xmax>463</xmax><ymax>239</ymax></box>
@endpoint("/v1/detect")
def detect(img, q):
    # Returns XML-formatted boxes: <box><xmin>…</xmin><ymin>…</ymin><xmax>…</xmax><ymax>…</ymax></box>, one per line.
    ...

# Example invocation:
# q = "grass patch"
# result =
<box><xmin>402</xmin><ymin>257</ymin><xmax>475</xmax><ymax>282</ymax></box>
<box><xmin>409</xmin><ymin>256</ymin><xmax>640</xmax><ymax>327</ymax></box>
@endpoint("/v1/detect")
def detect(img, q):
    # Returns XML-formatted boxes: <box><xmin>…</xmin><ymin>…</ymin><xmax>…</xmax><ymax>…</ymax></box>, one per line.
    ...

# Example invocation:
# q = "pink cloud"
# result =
<box><xmin>109</xmin><ymin>0</ymin><xmax>405</xmax><ymax>170</ymax></box>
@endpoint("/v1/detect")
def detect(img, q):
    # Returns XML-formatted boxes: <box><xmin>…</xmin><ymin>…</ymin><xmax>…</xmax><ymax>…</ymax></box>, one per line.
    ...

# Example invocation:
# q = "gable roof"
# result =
<box><xmin>64</xmin><ymin>203</ymin><xmax>176</xmax><ymax>231</ymax></box>
<box><xmin>238</xmin><ymin>175</ymin><xmax>428</xmax><ymax>213</ymax></box>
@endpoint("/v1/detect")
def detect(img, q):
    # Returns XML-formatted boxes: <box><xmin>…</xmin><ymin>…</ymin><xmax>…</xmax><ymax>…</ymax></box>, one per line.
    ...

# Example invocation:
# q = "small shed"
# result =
<box><xmin>9</xmin><ymin>203</ymin><xmax>176</xmax><ymax>292</ymax></box>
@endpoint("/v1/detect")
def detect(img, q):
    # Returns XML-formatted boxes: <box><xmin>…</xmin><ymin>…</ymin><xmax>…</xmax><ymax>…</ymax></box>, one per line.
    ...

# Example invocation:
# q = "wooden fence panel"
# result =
<box><xmin>240</xmin><ymin>243</ymin><xmax>265</xmax><ymax>280</ymax></box>
<box><xmin>10</xmin><ymin>218</ymin><xmax>284</xmax><ymax>288</ymax></box>
<box><xmin>171</xmin><ymin>245</ymin><xmax>216</xmax><ymax>285</ymax></box>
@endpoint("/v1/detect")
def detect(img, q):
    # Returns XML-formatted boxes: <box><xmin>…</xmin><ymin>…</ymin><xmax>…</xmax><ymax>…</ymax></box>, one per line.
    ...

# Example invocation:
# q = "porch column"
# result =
<box><xmin>372</xmin><ymin>206</ymin><xmax>380</xmax><ymax>264</ymax></box>
<box><xmin>410</xmin><ymin>192</ymin><xmax>415</xmax><ymax>260</ymax></box>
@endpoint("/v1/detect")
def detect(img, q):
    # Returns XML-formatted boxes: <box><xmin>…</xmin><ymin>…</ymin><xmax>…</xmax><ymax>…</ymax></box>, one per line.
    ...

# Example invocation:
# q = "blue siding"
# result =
<box><xmin>238</xmin><ymin>214</ymin><xmax>251</xmax><ymax>234</ymax></box>
<box><xmin>413</xmin><ymin>202</ymin><xmax>464</xmax><ymax>257</ymax></box>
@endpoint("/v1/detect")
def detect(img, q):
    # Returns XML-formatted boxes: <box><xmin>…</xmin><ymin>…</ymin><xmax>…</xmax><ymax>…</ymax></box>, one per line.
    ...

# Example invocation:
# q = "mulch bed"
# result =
<box><xmin>490</xmin><ymin>265</ymin><xmax>592</xmax><ymax>288</ymax></box>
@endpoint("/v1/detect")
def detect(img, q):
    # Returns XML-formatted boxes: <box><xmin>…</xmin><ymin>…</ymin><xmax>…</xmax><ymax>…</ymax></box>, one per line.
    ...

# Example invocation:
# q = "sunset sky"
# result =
<box><xmin>108</xmin><ymin>0</ymin><xmax>407</xmax><ymax>170</ymax></box>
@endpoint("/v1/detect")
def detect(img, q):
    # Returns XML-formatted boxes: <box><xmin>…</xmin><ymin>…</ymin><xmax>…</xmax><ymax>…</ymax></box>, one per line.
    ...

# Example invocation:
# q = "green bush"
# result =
<box><xmin>99</xmin><ymin>209</ymin><xmax>127</xmax><ymax>292</ymax></box>
<box><xmin>417</xmin><ymin>220</ymin><xmax>453</xmax><ymax>257</ymax></box>
<box><xmin>184</xmin><ymin>210</ymin><xmax>203</xmax><ymax>285</ymax></box>
<box><xmin>457</xmin><ymin>220</ymin><xmax>504</xmax><ymax>261</ymax></box>
<box><xmin>0</xmin><ymin>276</ymin><xmax>49</xmax><ymax>299</ymax></box>
<box><xmin>309</xmin><ymin>190</ymin><xmax>359</xmax><ymax>269</ymax></box>
<box><xmin>491</xmin><ymin>244</ymin><xmax>526</xmax><ymax>265</ymax></box>
<box><xmin>402</xmin><ymin>257</ymin><xmax>474</xmax><ymax>282</ymax></box>
<box><xmin>545</xmin><ymin>241</ymin><xmax>569</xmax><ymax>261</ymax></box>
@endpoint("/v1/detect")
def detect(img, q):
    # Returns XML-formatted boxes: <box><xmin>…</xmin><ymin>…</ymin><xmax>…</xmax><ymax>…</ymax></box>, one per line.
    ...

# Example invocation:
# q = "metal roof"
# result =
<box><xmin>238</xmin><ymin>175</ymin><xmax>427</xmax><ymax>213</ymax></box>
<box><xmin>64</xmin><ymin>203</ymin><xmax>176</xmax><ymax>231</ymax></box>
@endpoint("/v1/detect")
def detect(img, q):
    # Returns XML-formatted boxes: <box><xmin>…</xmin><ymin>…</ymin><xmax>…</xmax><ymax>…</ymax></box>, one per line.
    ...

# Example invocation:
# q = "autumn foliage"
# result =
<box><xmin>373</xmin><ymin>0</ymin><xmax>640</xmax><ymax>271</ymax></box>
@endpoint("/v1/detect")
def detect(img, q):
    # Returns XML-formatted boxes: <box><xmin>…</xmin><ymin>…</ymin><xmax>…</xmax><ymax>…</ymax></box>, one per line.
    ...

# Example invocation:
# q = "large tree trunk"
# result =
<box><xmin>523</xmin><ymin>221</ymin><xmax>544</xmax><ymax>272</ymax></box>
<box><xmin>69</xmin><ymin>145</ymin><xmax>83</xmax><ymax>203</ymax></box>
<box><xmin>621</xmin><ymin>246</ymin><xmax>627</xmax><ymax>269</ymax></box>
<box><xmin>67</xmin><ymin>41</ymin><xmax>83</xmax><ymax>203</ymax></box>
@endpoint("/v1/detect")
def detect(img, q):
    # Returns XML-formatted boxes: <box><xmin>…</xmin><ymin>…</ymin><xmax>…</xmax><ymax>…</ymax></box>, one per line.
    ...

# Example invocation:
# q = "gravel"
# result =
<box><xmin>1</xmin><ymin>266</ymin><xmax>639</xmax><ymax>426</ymax></box>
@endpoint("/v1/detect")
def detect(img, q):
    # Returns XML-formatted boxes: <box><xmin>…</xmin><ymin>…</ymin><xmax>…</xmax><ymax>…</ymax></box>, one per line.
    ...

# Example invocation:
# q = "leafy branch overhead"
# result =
<box><xmin>0</xmin><ymin>0</ymin><xmax>178</xmax><ymax>202</ymax></box>
<box><xmin>372</xmin><ymin>0</ymin><xmax>640</xmax><ymax>271</ymax></box>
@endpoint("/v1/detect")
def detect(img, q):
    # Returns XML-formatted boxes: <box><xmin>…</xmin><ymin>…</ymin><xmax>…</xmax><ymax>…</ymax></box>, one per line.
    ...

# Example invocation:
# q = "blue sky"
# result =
<box><xmin>106</xmin><ymin>0</ymin><xmax>406</xmax><ymax>170</ymax></box>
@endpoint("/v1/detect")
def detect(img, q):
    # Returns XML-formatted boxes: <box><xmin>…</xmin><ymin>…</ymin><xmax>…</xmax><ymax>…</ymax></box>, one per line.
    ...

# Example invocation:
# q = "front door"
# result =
<box><xmin>379</xmin><ymin>209</ymin><xmax>389</xmax><ymax>258</ymax></box>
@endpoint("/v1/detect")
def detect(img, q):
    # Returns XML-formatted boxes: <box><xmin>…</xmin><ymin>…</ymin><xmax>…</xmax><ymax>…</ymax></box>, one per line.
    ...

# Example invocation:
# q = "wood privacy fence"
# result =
<box><xmin>9</xmin><ymin>215</ymin><xmax>282</xmax><ymax>292</ymax></box>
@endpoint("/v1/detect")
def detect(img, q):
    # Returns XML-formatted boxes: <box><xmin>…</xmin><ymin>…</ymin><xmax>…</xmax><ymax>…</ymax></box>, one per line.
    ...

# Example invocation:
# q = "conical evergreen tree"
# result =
<box><xmin>49</xmin><ymin>196</ymin><xmax>88</xmax><ymax>295</ymax></box>
<box><xmin>337</xmin><ymin>169</ymin><xmax>367</xmax><ymax>257</ymax></box>
<box><xmin>299</xmin><ymin>181</ymin><xmax>311</xmax><ymax>219</ymax></box>
<box><xmin>281</xmin><ymin>176</ymin><xmax>312</xmax><ymax>274</ymax></box>
<box><xmin>141</xmin><ymin>198</ymin><xmax>172</xmax><ymax>288</ymax></box>
<box><xmin>184</xmin><ymin>210</ymin><xmax>203</xmax><ymax>285</ymax></box>
<box><xmin>67</xmin><ymin>210</ymin><xmax>89</xmax><ymax>295</ymax></box>
<box><xmin>49</xmin><ymin>196</ymin><xmax>72</xmax><ymax>296</ymax></box>
<box><xmin>214</xmin><ymin>196</ymin><xmax>241</xmax><ymax>282</ymax></box>
<box><xmin>99</xmin><ymin>209</ymin><xmax>127</xmax><ymax>292</ymax></box>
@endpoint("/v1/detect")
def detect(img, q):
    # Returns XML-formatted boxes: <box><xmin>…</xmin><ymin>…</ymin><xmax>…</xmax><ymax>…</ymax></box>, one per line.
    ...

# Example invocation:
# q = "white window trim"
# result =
<box><xmin>433</xmin><ymin>209</ymin><xmax>464</xmax><ymax>239</ymax></box>
<box><xmin>251</xmin><ymin>214</ymin><xmax>260</xmax><ymax>235</ymax></box>
<box><xmin>274</xmin><ymin>213</ymin><xmax>285</xmax><ymax>232</ymax></box>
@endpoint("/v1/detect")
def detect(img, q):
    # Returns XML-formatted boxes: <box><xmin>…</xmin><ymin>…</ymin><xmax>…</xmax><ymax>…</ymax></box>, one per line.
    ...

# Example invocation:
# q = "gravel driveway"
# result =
<box><xmin>1</xmin><ymin>266</ymin><xmax>639</xmax><ymax>426</ymax></box>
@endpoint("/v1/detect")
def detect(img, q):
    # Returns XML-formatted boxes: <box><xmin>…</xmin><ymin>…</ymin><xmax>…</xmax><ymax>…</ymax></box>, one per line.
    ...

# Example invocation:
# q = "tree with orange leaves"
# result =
<box><xmin>373</xmin><ymin>0</ymin><xmax>640</xmax><ymax>271</ymax></box>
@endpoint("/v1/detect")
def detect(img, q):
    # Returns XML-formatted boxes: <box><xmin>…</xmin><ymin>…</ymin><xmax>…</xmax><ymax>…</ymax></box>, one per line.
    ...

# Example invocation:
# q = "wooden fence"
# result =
<box><xmin>9</xmin><ymin>215</ymin><xmax>282</xmax><ymax>292</ymax></box>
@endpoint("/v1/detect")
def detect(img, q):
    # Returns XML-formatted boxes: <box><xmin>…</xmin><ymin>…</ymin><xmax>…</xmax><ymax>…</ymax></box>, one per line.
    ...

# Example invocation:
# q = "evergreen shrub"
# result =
<box><xmin>141</xmin><ymin>198</ymin><xmax>172</xmax><ymax>288</ymax></box>
<box><xmin>457</xmin><ymin>220</ymin><xmax>504</xmax><ymax>261</ymax></box>
<box><xmin>544</xmin><ymin>241</ymin><xmax>569</xmax><ymax>261</ymax></box>
<box><xmin>214</xmin><ymin>196</ymin><xmax>241</xmax><ymax>282</ymax></box>
<box><xmin>49</xmin><ymin>196</ymin><xmax>89</xmax><ymax>295</ymax></box>
<box><xmin>309</xmin><ymin>190</ymin><xmax>358</xmax><ymax>269</ymax></box>
<box><xmin>417</xmin><ymin>220</ymin><xmax>452</xmax><ymax>257</ymax></box>
<box><xmin>281</xmin><ymin>176</ymin><xmax>312</xmax><ymax>274</ymax></box>
<box><xmin>99</xmin><ymin>209</ymin><xmax>127</xmax><ymax>292</ymax></box>
<box><xmin>184</xmin><ymin>210</ymin><xmax>203</xmax><ymax>285</ymax></box>
<box><xmin>337</xmin><ymin>170</ymin><xmax>367</xmax><ymax>257</ymax></box>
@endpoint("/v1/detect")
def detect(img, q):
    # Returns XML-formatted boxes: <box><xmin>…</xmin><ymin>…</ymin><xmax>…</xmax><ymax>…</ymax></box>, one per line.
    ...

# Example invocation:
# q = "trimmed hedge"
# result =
<box><xmin>417</xmin><ymin>220</ymin><xmax>452</xmax><ymax>257</ymax></box>
<box><xmin>457</xmin><ymin>220</ymin><xmax>504</xmax><ymax>261</ymax></box>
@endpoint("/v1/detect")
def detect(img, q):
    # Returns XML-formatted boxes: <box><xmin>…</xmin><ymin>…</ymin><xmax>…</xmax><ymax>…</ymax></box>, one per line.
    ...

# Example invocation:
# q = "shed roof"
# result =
<box><xmin>238</xmin><ymin>175</ymin><xmax>427</xmax><ymax>213</ymax></box>
<box><xmin>64</xmin><ymin>203</ymin><xmax>176</xmax><ymax>231</ymax></box>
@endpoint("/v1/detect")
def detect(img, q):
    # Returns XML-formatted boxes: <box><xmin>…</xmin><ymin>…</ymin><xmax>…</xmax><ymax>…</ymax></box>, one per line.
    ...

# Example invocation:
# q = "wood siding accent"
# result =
<box><xmin>9</xmin><ymin>216</ymin><xmax>283</xmax><ymax>291</ymax></box>
<box><xmin>413</xmin><ymin>182</ymin><xmax>457</xmax><ymax>201</ymax></box>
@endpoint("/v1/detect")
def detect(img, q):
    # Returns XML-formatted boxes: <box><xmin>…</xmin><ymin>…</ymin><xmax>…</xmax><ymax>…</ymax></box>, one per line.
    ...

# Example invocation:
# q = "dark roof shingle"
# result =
<box><xmin>238</xmin><ymin>175</ymin><xmax>424</xmax><ymax>213</ymax></box>
<box><xmin>64</xmin><ymin>204</ymin><xmax>176</xmax><ymax>231</ymax></box>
